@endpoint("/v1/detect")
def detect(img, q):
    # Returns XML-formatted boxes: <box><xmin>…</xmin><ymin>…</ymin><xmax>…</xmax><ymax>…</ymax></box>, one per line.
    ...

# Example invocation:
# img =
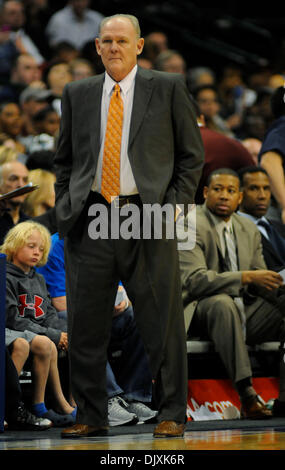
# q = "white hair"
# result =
<box><xmin>98</xmin><ymin>14</ymin><xmax>141</xmax><ymax>39</ymax></box>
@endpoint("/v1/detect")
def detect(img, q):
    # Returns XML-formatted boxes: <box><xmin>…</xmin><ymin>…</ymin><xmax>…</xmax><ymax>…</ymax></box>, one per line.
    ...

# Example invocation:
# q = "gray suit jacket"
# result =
<box><xmin>178</xmin><ymin>205</ymin><xmax>267</xmax><ymax>333</ymax></box>
<box><xmin>54</xmin><ymin>66</ymin><xmax>204</xmax><ymax>236</ymax></box>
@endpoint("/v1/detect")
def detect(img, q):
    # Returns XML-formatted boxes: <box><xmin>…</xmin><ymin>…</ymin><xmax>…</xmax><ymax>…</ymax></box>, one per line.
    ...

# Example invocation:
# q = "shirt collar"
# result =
<box><xmin>207</xmin><ymin>207</ymin><xmax>233</xmax><ymax>233</ymax></box>
<box><xmin>237</xmin><ymin>211</ymin><xmax>268</xmax><ymax>226</ymax></box>
<box><xmin>104</xmin><ymin>65</ymin><xmax>137</xmax><ymax>97</ymax></box>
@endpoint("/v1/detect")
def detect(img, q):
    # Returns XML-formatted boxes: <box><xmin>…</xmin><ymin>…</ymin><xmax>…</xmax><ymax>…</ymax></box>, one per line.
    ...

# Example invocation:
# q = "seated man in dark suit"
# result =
<box><xmin>238</xmin><ymin>166</ymin><xmax>285</xmax><ymax>272</ymax></box>
<box><xmin>178</xmin><ymin>168</ymin><xmax>285</xmax><ymax>419</ymax></box>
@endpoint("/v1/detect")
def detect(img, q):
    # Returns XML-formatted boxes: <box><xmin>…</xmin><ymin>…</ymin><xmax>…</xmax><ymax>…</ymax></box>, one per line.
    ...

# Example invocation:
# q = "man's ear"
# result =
<box><xmin>136</xmin><ymin>38</ymin><xmax>144</xmax><ymax>56</ymax></box>
<box><xmin>238</xmin><ymin>191</ymin><xmax>243</xmax><ymax>205</ymax></box>
<box><xmin>95</xmin><ymin>38</ymin><xmax>101</xmax><ymax>56</ymax></box>
<box><xmin>203</xmin><ymin>186</ymin><xmax>208</xmax><ymax>201</ymax></box>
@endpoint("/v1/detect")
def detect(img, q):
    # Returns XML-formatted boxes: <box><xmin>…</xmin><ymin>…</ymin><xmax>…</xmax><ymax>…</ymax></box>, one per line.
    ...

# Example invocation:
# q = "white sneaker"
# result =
<box><xmin>127</xmin><ymin>402</ymin><xmax>158</xmax><ymax>423</ymax></box>
<box><xmin>108</xmin><ymin>396</ymin><xmax>138</xmax><ymax>427</ymax></box>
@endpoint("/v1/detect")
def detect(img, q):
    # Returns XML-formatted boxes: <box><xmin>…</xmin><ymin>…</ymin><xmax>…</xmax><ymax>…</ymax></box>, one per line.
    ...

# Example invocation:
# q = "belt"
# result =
<box><xmin>89</xmin><ymin>192</ymin><xmax>142</xmax><ymax>208</ymax></box>
<box><xmin>113</xmin><ymin>194</ymin><xmax>142</xmax><ymax>208</ymax></box>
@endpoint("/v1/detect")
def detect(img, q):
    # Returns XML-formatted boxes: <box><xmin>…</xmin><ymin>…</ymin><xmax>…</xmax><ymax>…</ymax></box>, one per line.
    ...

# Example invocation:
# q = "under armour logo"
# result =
<box><xmin>18</xmin><ymin>294</ymin><xmax>45</xmax><ymax>319</ymax></box>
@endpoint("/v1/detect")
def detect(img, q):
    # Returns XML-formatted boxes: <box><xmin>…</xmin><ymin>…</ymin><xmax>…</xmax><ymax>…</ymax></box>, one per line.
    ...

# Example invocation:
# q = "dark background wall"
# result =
<box><xmin>83</xmin><ymin>1</ymin><xmax>285</xmax><ymax>79</ymax></box>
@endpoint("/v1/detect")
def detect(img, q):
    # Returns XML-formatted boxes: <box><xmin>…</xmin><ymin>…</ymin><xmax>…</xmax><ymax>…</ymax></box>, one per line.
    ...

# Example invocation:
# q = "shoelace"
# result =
<box><xmin>109</xmin><ymin>396</ymin><xmax>129</xmax><ymax>410</ymax></box>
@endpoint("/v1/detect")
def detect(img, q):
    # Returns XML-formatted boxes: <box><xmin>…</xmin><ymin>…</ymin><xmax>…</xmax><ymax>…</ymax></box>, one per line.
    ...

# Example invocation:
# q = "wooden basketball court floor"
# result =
<box><xmin>2</xmin><ymin>421</ymin><xmax>285</xmax><ymax>452</ymax></box>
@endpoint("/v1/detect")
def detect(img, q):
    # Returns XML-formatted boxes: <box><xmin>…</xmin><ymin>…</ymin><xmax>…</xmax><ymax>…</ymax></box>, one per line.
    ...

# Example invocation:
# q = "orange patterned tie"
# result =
<box><xmin>101</xmin><ymin>83</ymin><xmax>123</xmax><ymax>203</ymax></box>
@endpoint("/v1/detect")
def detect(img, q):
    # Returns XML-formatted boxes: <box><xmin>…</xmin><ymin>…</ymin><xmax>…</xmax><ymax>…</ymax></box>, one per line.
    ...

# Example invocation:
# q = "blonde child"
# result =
<box><xmin>2</xmin><ymin>221</ymin><xmax>76</xmax><ymax>427</ymax></box>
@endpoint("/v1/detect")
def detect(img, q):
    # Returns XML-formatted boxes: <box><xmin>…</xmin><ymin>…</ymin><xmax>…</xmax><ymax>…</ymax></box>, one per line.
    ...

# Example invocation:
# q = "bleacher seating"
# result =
<box><xmin>186</xmin><ymin>340</ymin><xmax>280</xmax><ymax>354</ymax></box>
<box><xmin>186</xmin><ymin>339</ymin><xmax>280</xmax><ymax>381</ymax></box>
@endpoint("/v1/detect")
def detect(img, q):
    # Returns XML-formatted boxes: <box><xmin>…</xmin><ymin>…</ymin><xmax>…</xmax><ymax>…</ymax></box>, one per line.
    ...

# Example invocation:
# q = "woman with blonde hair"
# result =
<box><xmin>0</xmin><ymin>145</ymin><xmax>19</xmax><ymax>165</ymax></box>
<box><xmin>23</xmin><ymin>168</ymin><xmax>56</xmax><ymax>217</ymax></box>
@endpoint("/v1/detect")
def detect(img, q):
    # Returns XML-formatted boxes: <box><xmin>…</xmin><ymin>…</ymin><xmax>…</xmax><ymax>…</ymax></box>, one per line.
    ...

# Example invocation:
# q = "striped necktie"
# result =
<box><xmin>223</xmin><ymin>226</ymin><xmax>238</xmax><ymax>271</ymax></box>
<box><xmin>223</xmin><ymin>226</ymin><xmax>246</xmax><ymax>338</ymax></box>
<box><xmin>101</xmin><ymin>83</ymin><xmax>123</xmax><ymax>203</ymax></box>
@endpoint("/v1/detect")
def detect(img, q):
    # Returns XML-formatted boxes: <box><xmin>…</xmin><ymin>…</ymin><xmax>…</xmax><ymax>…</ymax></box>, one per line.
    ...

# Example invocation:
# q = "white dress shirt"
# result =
<box><xmin>208</xmin><ymin>209</ymin><xmax>246</xmax><ymax>337</ymax></box>
<box><xmin>92</xmin><ymin>65</ymin><xmax>138</xmax><ymax>196</ymax></box>
<box><xmin>208</xmin><ymin>211</ymin><xmax>234</xmax><ymax>258</ymax></box>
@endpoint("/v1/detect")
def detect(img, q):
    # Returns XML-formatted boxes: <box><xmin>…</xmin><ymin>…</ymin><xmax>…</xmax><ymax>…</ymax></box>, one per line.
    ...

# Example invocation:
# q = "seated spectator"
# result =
<box><xmin>43</xmin><ymin>60</ymin><xmax>72</xmax><ymax>115</ymax></box>
<box><xmin>259</xmin><ymin>86</ymin><xmax>285</xmax><ymax>224</ymax></box>
<box><xmin>0</xmin><ymin>26</ymin><xmax>26</xmax><ymax>80</ymax></box>
<box><xmin>153</xmin><ymin>49</ymin><xmax>186</xmax><ymax>75</ymax></box>
<box><xmin>0</xmin><ymin>0</ymin><xmax>44</xmax><ymax>65</ymax></box>
<box><xmin>0</xmin><ymin>160</ymin><xmax>30</xmax><ymax>244</ymax></box>
<box><xmin>144</xmin><ymin>31</ymin><xmax>168</xmax><ymax>56</ymax></box>
<box><xmin>248</xmin><ymin>87</ymin><xmax>274</xmax><ymax>132</ymax></box>
<box><xmin>49</xmin><ymin>41</ymin><xmax>79</xmax><ymax>65</ymax></box>
<box><xmin>0</xmin><ymin>159</ymin><xmax>57</xmax><ymax>239</ymax></box>
<box><xmin>187</xmin><ymin>66</ymin><xmax>216</xmax><ymax>93</ymax></box>
<box><xmin>218</xmin><ymin>64</ymin><xmax>257</xmax><ymax>128</ymax></box>
<box><xmin>44</xmin><ymin>60</ymin><xmax>72</xmax><ymax>97</ymax></box>
<box><xmin>6</xmin><ymin>330</ymin><xmax>75</xmax><ymax>427</ymax></box>
<box><xmin>23</xmin><ymin>0</ymin><xmax>54</xmax><ymax>60</ymax></box>
<box><xmin>0</xmin><ymin>145</ymin><xmax>18</xmax><ymax>164</ymax></box>
<box><xmin>178</xmin><ymin>168</ymin><xmax>285</xmax><ymax>419</ymax></box>
<box><xmin>69</xmin><ymin>57</ymin><xmax>95</xmax><ymax>81</ymax></box>
<box><xmin>0</xmin><ymin>132</ymin><xmax>23</xmax><ymax>151</ymax></box>
<box><xmin>238</xmin><ymin>88</ymin><xmax>273</xmax><ymax>142</ymax></box>
<box><xmin>0</xmin><ymin>53</ymin><xmax>43</xmax><ymax>103</ymax></box>
<box><xmin>241</xmin><ymin>138</ymin><xmax>262</xmax><ymax>165</ymax></box>
<box><xmin>5</xmin><ymin>346</ymin><xmax>52</xmax><ymax>430</ymax></box>
<box><xmin>32</xmin><ymin>105</ymin><xmax>60</xmax><ymax>137</ymax></box>
<box><xmin>194</xmin><ymin>108</ymin><xmax>255</xmax><ymax>204</ymax></box>
<box><xmin>0</xmin><ymin>102</ymin><xmax>26</xmax><ymax>154</ymax></box>
<box><xmin>238</xmin><ymin>166</ymin><xmax>285</xmax><ymax>271</ymax></box>
<box><xmin>19</xmin><ymin>86</ymin><xmax>55</xmax><ymax>138</ymax></box>
<box><xmin>45</xmin><ymin>0</ymin><xmax>104</xmax><ymax>52</ymax></box>
<box><xmin>192</xmin><ymin>84</ymin><xmax>235</xmax><ymax>137</ymax></box>
<box><xmin>22</xmin><ymin>106</ymin><xmax>59</xmax><ymax>155</ymax></box>
<box><xmin>37</xmin><ymin>232</ymin><xmax>158</xmax><ymax>426</ymax></box>
<box><xmin>1</xmin><ymin>221</ymin><xmax>77</xmax><ymax>426</ymax></box>
<box><xmin>23</xmin><ymin>168</ymin><xmax>56</xmax><ymax>217</ymax></box>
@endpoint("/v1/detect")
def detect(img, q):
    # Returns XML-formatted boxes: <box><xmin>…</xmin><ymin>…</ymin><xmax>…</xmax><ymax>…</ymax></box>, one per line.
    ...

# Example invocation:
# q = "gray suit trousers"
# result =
<box><xmin>190</xmin><ymin>293</ymin><xmax>285</xmax><ymax>386</ymax></box>
<box><xmin>64</xmin><ymin>192</ymin><xmax>188</xmax><ymax>426</ymax></box>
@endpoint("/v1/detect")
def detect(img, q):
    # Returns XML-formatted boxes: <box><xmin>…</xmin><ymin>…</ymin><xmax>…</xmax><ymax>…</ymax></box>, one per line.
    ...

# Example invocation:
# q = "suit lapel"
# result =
<box><xmin>202</xmin><ymin>205</ymin><xmax>223</xmax><ymax>256</ymax></box>
<box><xmin>85</xmin><ymin>70</ymin><xmax>153</xmax><ymax>164</ymax></box>
<box><xmin>86</xmin><ymin>75</ymin><xmax>104</xmax><ymax>162</ymax></box>
<box><xmin>232</xmin><ymin>216</ymin><xmax>248</xmax><ymax>270</ymax></box>
<box><xmin>128</xmin><ymin>67</ymin><xmax>154</xmax><ymax>152</ymax></box>
<box><xmin>262</xmin><ymin>233</ymin><xmax>284</xmax><ymax>265</ymax></box>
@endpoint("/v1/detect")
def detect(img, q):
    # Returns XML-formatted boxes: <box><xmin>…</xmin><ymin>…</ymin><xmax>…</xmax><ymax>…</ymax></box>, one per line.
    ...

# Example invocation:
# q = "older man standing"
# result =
<box><xmin>55</xmin><ymin>14</ymin><xmax>204</xmax><ymax>438</ymax></box>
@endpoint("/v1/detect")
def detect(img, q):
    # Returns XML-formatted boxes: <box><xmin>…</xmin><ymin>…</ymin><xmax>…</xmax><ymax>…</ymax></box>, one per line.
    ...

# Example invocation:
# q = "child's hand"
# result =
<box><xmin>58</xmin><ymin>332</ymin><xmax>68</xmax><ymax>351</ymax></box>
<box><xmin>113</xmin><ymin>300</ymin><xmax>127</xmax><ymax>316</ymax></box>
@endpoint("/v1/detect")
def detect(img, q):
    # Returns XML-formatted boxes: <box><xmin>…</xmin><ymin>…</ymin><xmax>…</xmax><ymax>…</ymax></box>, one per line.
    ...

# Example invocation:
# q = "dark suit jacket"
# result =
<box><xmin>54</xmin><ymin>66</ymin><xmax>204</xmax><ymax>236</ymax></box>
<box><xmin>260</xmin><ymin>219</ymin><xmax>285</xmax><ymax>272</ymax></box>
